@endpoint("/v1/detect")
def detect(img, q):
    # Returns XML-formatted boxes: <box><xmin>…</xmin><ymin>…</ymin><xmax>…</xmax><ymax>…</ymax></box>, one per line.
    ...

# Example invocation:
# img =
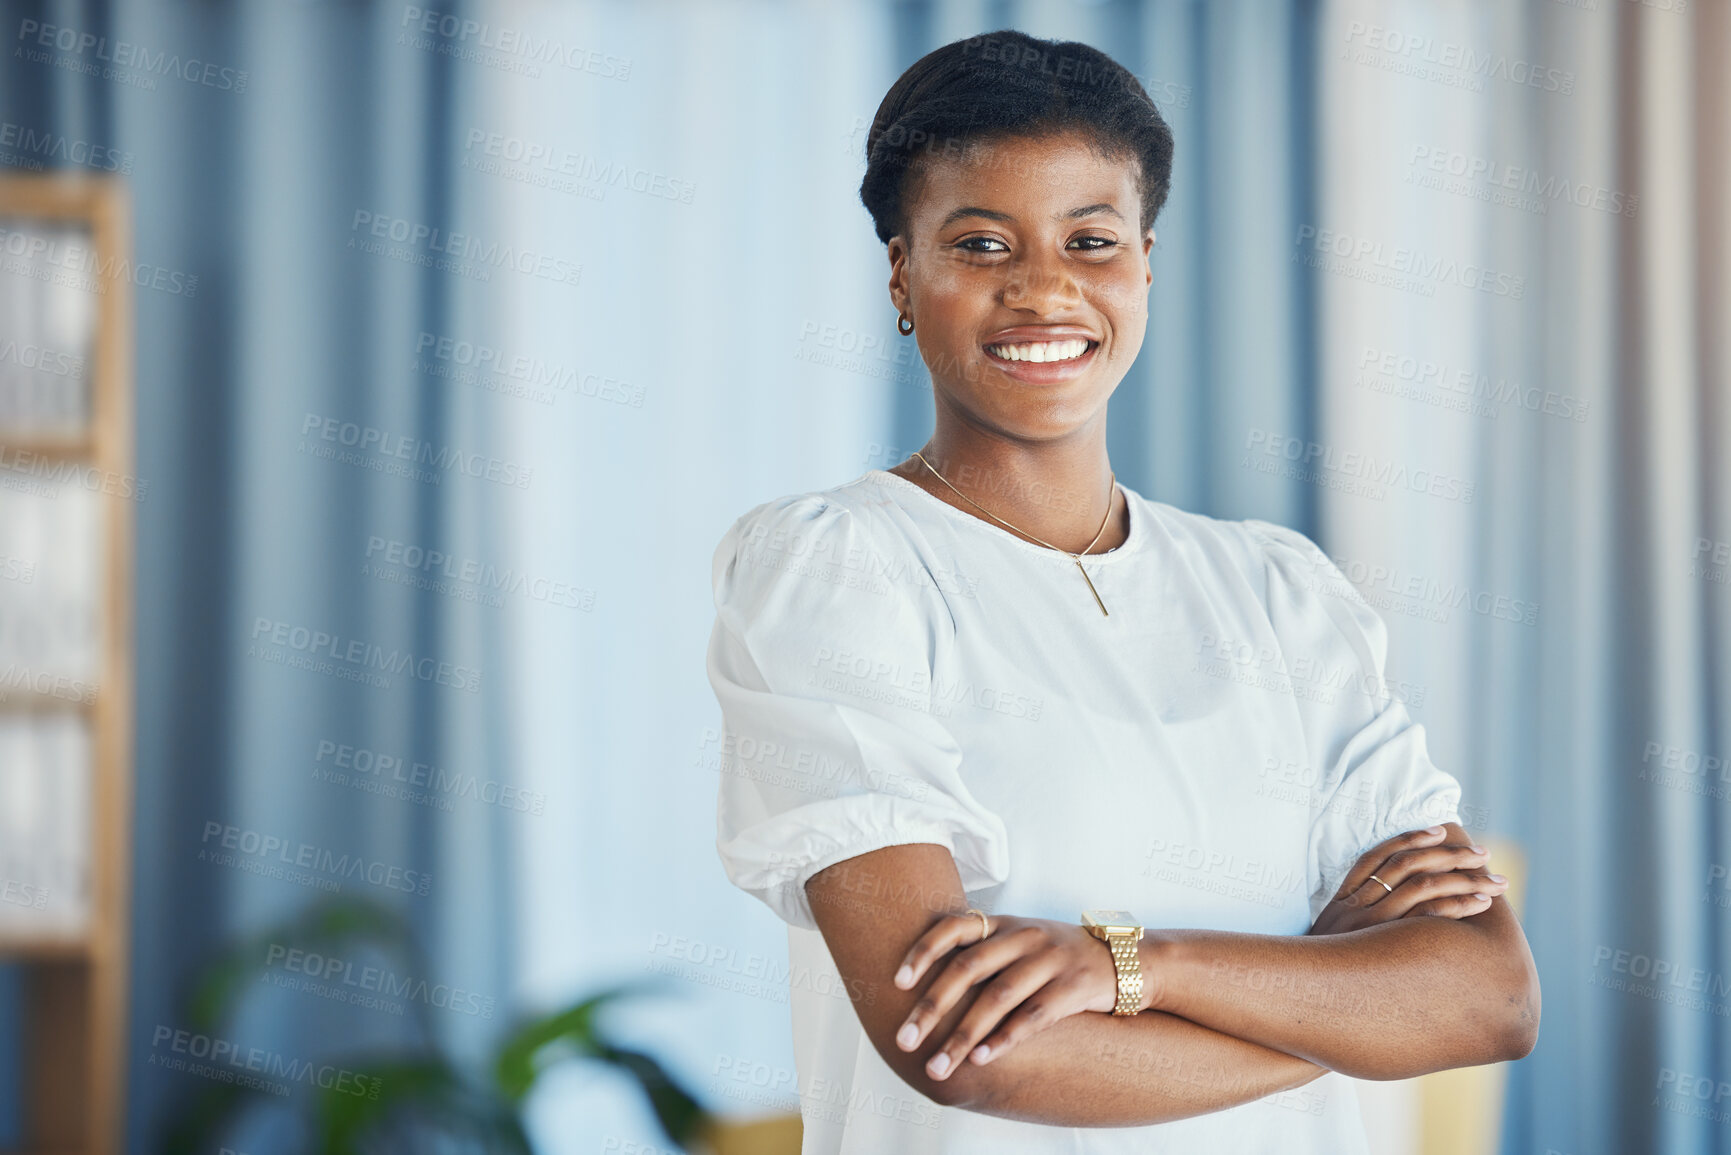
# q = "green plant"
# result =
<box><xmin>158</xmin><ymin>896</ymin><xmax>710</xmax><ymax>1155</ymax></box>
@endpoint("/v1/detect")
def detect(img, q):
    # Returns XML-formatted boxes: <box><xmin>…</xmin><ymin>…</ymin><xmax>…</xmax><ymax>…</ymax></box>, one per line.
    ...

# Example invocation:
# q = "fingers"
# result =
<box><xmin>1333</xmin><ymin>826</ymin><xmax>1448</xmax><ymax>903</ymax></box>
<box><xmin>893</xmin><ymin>910</ymin><xmax>987</xmax><ymax>992</ymax></box>
<box><xmin>1344</xmin><ymin>847</ymin><xmax>1497</xmax><ymax>911</ymax></box>
<box><xmin>1315</xmin><ymin>825</ymin><xmax>1509</xmax><ymax>935</ymax></box>
<box><xmin>968</xmin><ymin>963</ymin><xmax>1090</xmax><ymax>1067</ymax></box>
<box><xmin>893</xmin><ymin>926</ymin><xmax>1026</xmax><ymax>1063</ymax></box>
<box><xmin>1377</xmin><ymin>842</ymin><xmax>1494</xmax><ymax>888</ymax></box>
<box><xmin>1356</xmin><ymin>867</ymin><xmax>1509</xmax><ymax>920</ymax></box>
<box><xmin>1405</xmin><ymin>889</ymin><xmax>1503</xmax><ymax>919</ymax></box>
<box><xmin>919</xmin><ymin>955</ymin><xmax>1068</xmax><ymax>1079</ymax></box>
<box><xmin>1338</xmin><ymin>831</ymin><xmax>1495</xmax><ymax>911</ymax></box>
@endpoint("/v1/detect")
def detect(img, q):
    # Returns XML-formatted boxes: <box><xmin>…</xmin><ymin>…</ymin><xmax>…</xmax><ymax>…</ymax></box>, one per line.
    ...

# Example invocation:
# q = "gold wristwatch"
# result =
<box><xmin>1081</xmin><ymin>909</ymin><xmax>1144</xmax><ymax>1015</ymax></box>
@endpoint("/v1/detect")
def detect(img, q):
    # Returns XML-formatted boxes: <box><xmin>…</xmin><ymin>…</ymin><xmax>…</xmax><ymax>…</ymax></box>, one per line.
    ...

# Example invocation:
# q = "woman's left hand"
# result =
<box><xmin>890</xmin><ymin>910</ymin><xmax>1122</xmax><ymax>1080</ymax></box>
<box><xmin>1308</xmin><ymin>824</ymin><xmax>1506</xmax><ymax>936</ymax></box>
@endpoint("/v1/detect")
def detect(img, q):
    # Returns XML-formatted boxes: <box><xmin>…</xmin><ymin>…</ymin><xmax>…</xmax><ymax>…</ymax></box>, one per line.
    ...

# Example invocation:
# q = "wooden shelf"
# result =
<box><xmin>0</xmin><ymin>171</ymin><xmax>134</xmax><ymax>1155</ymax></box>
<box><xmin>0</xmin><ymin>935</ymin><xmax>92</xmax><ymax>961</ymax></box>
<box><xmin>0</xmin><ymin>692</ymin><xmax>98</xmax><ymax>715</ymax></box>
<box><xmin>0</xmin><ymin>435</ymin><xmax>93</xmax><ymax>460</ymax></box>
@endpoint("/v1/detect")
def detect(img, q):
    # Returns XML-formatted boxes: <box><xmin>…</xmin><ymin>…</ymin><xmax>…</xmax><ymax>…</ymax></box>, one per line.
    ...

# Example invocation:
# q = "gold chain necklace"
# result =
<box><xmin>913</xmin><ymin>450</ymin><xmax>1117</xmax><ymax>617</ymax></box>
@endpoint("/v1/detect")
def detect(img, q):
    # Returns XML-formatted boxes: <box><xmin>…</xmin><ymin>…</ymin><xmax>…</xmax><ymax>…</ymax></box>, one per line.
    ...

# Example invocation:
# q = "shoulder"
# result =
<box><xmin>1240</xmin><ymin>517</ymin><xmax>1334</xmax><ymax>595</ymax></box>
<box><xmin>1239</xmin><ymin>517</ymin><xmax>1330</xmax><ymax>569</ymax></box>
<box><xmin>710</xmin><ymin>474</ymin><xmax>906</xmax><ymax>581</ymax></box>
<box><xmin>1125</xmin><ymin>491</ymin><xmax>1286</xmax><ymax>590</ymax></box>
<box><xmin>1236</xmin><ymin>516</ymin><xmax>1390</xmax><ymax>677</ymax></box>
<box><xmin>1137</xmin><ymin>496</ymin><xmax>1354</xmax><ymax>601</ymax></box>
<box><xmin>1132</xmin><ymin>495</ymin><xmax>1380</xmax><ymax>636</ymax></box>
<box><xmin>709</xmin><ymin>473</ymin><xmax>933</xmax><ymax>637</ymax></box>
<box><xmin>1238</xmin><ymin>517</ymin><xmax>1377</xmax><ymax>618</ymax></box>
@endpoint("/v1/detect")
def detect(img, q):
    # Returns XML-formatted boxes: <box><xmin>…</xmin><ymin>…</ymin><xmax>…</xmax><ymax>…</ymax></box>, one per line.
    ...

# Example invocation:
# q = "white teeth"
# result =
<box><xmin>985</xmin><ymin>339</ymin><xmax>1092</xmax><ymax>363</ymax></box>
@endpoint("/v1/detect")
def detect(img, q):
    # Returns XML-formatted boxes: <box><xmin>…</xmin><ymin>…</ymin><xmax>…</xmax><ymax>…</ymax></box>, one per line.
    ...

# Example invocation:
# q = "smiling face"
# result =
<box><xmin>887</xmin><ymin>130</ymin><xmax>1154</xmax><ymax>445</ymax></box>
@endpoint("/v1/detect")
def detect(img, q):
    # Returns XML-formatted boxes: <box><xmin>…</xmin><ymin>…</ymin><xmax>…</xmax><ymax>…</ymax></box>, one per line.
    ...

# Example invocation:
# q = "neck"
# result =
<box><xmin>893</xmin><ymin>424</ymin><xmax>1126</xmax><ymax>555</ymax></box>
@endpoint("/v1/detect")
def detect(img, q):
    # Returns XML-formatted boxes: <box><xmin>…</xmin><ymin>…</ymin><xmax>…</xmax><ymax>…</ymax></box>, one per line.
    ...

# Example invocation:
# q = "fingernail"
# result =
<box><xmin>1425</xmin><ymin>825</ymin><xmax>1444</xmax><ymax>835</ymax></box>
<box><xmin>896</xmin><ymin>1023</ymin><xmax>917</xmax><ymax>1049</ymax></box>
<box><xmin>971</xmin><ymin>1044</ymin><xmax>990</xmax><ymax>1064</ymax></box>
<box><xmin>1470</xmin><ymin>844</ymin><xmax>1486</xmax><ymax>854</ymax></box>
<box><xmin>1488</xmin><ymin>873</ymin><xmax>1506</xmax><ymax>883</ymax></box>
<box><xmin>928</xmin><ymin>1052</ymin><xmax>951</xmax><ymax>1077</ymax></box>
<box><xmin>895</xmin><ymin>965</ymin><xmax>913</xmax><ymax>988</ymax></box>
<box><xmin>1473</xmin><ymin>893</ymin><xmax>1491</xmax><ymax>902</ymax></box>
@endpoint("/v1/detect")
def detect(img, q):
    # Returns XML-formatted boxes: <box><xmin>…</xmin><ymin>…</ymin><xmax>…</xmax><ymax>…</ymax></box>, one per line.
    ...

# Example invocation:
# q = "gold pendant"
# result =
<box><xmin>1075</xmin><ymin>560</ymin><xmax>1109</xmax><ymax>616</ymax></box>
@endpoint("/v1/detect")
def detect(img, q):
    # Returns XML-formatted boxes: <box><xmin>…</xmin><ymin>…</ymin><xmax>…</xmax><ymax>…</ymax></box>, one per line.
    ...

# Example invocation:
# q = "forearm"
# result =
<box><xmin>937</xmin><ymin>1000</ymin><xmax>1326</xmax><ymax>1125</ymax></box>
<box><xmin>1144</xmin><ymin>902</ymin><xmax>1540</xmax><ymax>1078</ymax></box>
<box><xmin>807</xmin><ymin>843</ymin><xmax>1323</xmax><ymax>1124</ymax></box>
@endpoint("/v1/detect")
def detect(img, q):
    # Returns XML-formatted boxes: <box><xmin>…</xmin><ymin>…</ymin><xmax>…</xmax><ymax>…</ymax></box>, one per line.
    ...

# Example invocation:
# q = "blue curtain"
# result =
<box><xmin>1310</xmin><ymin>1</ymin><xmax>1728</xmax><ymax>1150</ymax></box>
<box><xmin>1</xmin><ymin>2</ymin><xmax>516</xmax><ymax>1150</ymax></box>
<box><xmin>1484</xmin><ymin>4</ymin><xmax>1729</xmax><ymax>1152</ymax></box>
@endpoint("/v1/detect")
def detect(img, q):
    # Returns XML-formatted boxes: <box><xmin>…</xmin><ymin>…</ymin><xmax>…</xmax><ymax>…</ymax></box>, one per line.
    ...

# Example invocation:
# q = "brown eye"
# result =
<box><xmin>956</xmin><ymin>237</ymin><xmax>1009</xmax><ymax>253</ymax></box>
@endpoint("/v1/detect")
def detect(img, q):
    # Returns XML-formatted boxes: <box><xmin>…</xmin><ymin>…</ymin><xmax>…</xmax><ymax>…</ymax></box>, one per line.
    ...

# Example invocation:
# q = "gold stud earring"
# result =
<box><xmin>897</xmin><ymin>311</ymin><xmax>914</xmax><ymax>335</ymax></box>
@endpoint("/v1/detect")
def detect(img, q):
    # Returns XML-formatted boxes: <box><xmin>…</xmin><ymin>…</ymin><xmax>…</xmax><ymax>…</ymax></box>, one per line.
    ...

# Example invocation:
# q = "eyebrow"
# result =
<box><xmin>937</xmin><ymin>202</ymin><xmax>1125</xmax><ymax>229</ymax></box>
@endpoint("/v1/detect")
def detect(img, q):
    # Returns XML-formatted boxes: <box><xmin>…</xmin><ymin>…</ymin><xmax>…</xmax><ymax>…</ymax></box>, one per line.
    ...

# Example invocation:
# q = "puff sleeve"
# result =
<box><xmin>705</xmin><ymin>493</ymin><xmax>1011</xmax><ymax>931</ymax></box>
<box><xmin>1244</xmin><ymin>519</ymin><xmax>1464</xmax><ymax>924</ymax></box>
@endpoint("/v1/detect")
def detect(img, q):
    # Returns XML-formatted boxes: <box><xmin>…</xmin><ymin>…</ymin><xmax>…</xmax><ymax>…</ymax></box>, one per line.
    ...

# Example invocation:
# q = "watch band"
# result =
<box><xmin>1103</xmin><ymin>929</ymin><xmax>1143</xmax><ymax>1015</ymax></box>
<box><xmin>1081</xmin><ymin>910</ymin><xmax>1144</xmax><ymax>1016</ymax></box>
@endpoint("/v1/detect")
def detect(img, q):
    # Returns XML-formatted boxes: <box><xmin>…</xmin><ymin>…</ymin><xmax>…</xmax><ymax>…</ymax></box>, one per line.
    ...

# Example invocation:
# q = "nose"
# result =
<box><xmin>1001</xmin><ymin>248</ymin><xmax>1082</xmax><ymax>315</ymax></box>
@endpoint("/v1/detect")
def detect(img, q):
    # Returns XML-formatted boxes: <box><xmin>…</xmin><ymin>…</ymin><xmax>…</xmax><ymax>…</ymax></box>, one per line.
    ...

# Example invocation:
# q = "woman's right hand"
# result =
<box><xmin>1307</xmin><ymin>824</ymin><xmax>1508</xmax><ymax>936</ymax></box>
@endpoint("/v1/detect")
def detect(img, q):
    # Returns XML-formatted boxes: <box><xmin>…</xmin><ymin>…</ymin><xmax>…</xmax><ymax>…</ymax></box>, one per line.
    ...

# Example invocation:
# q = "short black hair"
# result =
<box><xmin>859</xmin><ymin>30</ymin><xmax>1175</xmax><ymax>245</ymax></box>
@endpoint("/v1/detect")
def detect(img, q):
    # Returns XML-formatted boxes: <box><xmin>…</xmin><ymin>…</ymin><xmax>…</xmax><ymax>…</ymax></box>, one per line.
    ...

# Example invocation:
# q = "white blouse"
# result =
<box><xmin>705</xmin><ymin>468</ymin><xmax>1462</xmax><ymax>1154</ymax></box>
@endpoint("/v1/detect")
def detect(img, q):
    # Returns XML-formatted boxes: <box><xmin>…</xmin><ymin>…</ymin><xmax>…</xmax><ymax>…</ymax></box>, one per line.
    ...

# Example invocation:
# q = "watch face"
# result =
<box><xmin>1082</xmin><ymin>909</ymin><xmax>1139</xmax><ymax>933</ymax></box>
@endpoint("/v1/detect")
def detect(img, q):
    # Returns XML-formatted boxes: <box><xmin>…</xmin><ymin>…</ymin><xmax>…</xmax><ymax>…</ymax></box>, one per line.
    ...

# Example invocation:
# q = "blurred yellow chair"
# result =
<box><xmin>693</xmin><ymin>1112</ymin><xmax>803</xmax><ymax>1155</ymax></box>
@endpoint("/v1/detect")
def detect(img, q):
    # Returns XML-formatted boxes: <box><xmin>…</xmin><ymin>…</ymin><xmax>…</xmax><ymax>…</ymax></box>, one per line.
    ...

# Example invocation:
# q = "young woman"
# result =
<box><xmin>706</xmin><ymin>29</ymin><xmax>1538</xmax><ymax>1153</ymax></box>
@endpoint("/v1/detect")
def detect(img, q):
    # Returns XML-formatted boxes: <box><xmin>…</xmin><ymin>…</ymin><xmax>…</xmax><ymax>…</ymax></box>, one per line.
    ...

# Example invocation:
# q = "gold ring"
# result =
<box><xmin>1368</xmin><ymin>874</ymin><xmax>1394</xmax><ymax>894</ymax></box>
<box><xmin>967</xmin><ymin>907</ymin><xmax>991</xmax><ymax>939</ymax></box>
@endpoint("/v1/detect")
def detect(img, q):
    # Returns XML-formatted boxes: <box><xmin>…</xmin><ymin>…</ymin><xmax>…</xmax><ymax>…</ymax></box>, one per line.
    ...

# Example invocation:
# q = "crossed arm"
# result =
<box><xmin>803</xmin><ymin>823</ymin><xmax>1540</xmax><ymax>1124</ymax></box>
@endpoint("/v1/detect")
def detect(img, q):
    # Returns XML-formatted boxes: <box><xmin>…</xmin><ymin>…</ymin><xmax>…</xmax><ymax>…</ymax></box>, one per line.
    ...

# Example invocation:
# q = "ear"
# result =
<box><xmin>1142</xmin><ymin>229</ymin><xmax>1155</xmax><ymax>287</ymax></box>
<box><xmin>887</xmin><ymin>235</ymin><xmax>911</xmax><ymax>315</ymax></box>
